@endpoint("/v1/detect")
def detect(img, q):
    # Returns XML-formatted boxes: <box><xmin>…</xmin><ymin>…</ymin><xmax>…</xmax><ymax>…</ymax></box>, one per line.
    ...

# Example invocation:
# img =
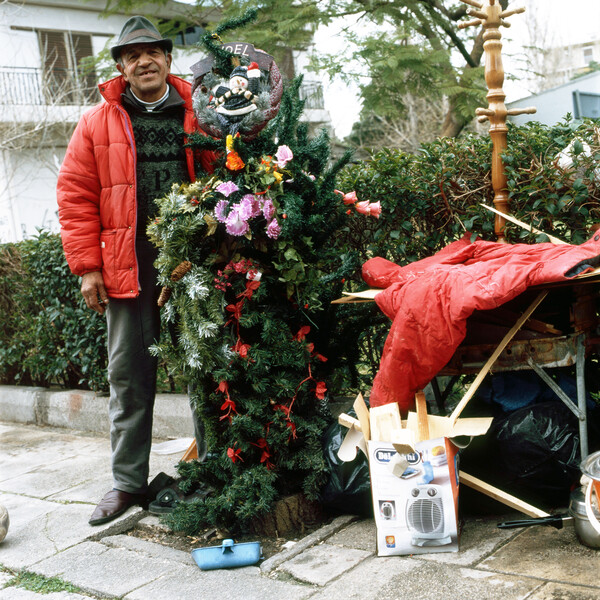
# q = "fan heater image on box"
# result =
<box><xmin>405</xmin><ymin>484</ymin><xmax>452</xmax><ymax>547</ymax></box>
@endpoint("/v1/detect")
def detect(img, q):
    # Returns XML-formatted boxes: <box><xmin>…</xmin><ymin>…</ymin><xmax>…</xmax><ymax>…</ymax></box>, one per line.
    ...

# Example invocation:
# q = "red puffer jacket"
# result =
<box><xmin>57</xmin><ymin>74</ymin><xmax>214</xmax><ymax>298</ymax></box>
<box><xmin>363</xmin><ymin>233</ymin><xmax>600</xmax><ymax>412</ymax></box>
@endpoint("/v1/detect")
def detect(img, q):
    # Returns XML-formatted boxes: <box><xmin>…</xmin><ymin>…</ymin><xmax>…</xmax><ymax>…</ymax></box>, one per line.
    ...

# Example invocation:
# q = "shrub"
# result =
<box><xmin>0</xmin><ymin>231</ymin><xmax>108</xmax><ymax>391</ymax></box>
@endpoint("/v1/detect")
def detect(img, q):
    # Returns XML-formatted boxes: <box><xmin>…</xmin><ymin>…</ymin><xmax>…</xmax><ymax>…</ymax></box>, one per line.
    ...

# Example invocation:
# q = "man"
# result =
<box><xmin>57</xmin><ymin>16</ymin><xmax>214</xmax><ymax>526</ymax></box>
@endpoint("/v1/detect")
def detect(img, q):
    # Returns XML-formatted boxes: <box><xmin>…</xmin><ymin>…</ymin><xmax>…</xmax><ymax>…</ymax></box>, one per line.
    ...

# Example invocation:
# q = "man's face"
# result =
<box><xmin>116</xmin><ymin>43</ymin><xmax>172</xmax><ymax>102</ymax></box>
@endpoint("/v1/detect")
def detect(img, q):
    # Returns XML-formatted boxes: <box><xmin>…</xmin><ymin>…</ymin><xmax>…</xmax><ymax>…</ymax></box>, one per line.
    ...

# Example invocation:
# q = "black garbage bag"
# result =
<box><xmin>460</xmin><ymin>400</ymin><xmax>583</xmax><ymax>509</ymax></box>
<box><xmin>319</xmin><ymin>417</ymin><xmax>372</xmax><ymax>516</ymax></box>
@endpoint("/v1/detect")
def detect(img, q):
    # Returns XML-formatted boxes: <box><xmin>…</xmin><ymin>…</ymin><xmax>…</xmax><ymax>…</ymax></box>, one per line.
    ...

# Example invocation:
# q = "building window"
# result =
<box><xmin>38</xmin><ymin>30</ymin><xmax>98</xmax><ymax>104</ymax></box>
<box><xmin>583</xmin><ymin>46</ymin><xmax>594</xmax><ymax>66</ymax></box>
<box><xmin>174</xmin><ymin>25</ymin><xmax>205</xmax><ymax>47</ymax></box>
<box><xmin>573</xmin><ymin>90</ymin><xmax>600</xmax><ymax>119</ymax></box>
<box><xmin>158</xmin><ymin>21</ymin><xmax>206</xmax><ymax>47</ymax></box>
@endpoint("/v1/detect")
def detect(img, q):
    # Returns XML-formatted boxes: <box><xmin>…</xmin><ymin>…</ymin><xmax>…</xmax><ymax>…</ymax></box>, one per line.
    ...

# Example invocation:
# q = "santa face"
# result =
<box><xmin>230</xmin><ymin>75</ymin><xmax>248</xmax><ymax>90</ymax></box>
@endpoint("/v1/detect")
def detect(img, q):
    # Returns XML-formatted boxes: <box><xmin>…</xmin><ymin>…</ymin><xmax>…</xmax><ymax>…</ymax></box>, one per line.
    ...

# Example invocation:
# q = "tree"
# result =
<box><xmin>308</xmin><ymin>0</ymin><xmax>511</xmax><ymax>141</ymax></box>
<box><xmin>142</xmin><ymin>11</ymin><xmax>381</xmax><ymax>532</ymax></box>
<box><xmin>99</xmin><ymin>0</ymin><xmax>508</xmax><ymax>142</ymax></box>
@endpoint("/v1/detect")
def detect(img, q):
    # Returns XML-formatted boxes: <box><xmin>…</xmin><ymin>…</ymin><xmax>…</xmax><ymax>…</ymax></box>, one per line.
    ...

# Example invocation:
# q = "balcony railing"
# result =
<box><xmin>1</xmin><ymin>66</ymin><xmax>325</xmax><ymax>113</ymax></box>
<box><xmin>299</xmin><ymin>80</ymin><xmax>325</xmax><ymax>111</ymax></box>
<box><xmin>0</xmin><ymin>66</ymin><xmax>99</xmax><ymax>106</ymax></box>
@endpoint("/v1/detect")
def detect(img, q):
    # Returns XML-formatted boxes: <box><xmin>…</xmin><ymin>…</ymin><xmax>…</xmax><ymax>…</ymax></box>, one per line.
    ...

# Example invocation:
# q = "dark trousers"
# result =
<box><xmin>105</xmin><ymin>238</ymin><xmax>204</xmax><ymax>493</ymax></box>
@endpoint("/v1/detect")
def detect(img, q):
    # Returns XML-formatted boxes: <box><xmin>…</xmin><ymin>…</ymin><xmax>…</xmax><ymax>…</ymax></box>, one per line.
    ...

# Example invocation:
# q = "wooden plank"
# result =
<box><xmin>338</xmin><ymin>413</ymin><xmax>361</xmax><ymax>431</ymax></box>
<box><xmin>459</xmin><ymin>471</ymin><xmax>550</xmax><ymax>518</ymax></box>
<box><xmin>370</xmin><ymin>403</ymin><xmax>402</xmax><ymax>442</ymax></box>
<box><xmin>480</xmin><ymin>203</ymin><xmax>567</xmax><ymax>245</ymax></box>
<box><xmin>415</xmin><ymin>391</ymin><xmax>430</xmax><ymax>442</ymax></box>
<box><xmin>182</xmin><ymin>439</ymin><xmax>198</xmax><ymax>462</ymax></box>
<box><xmin>449</xmin><ymin>290</ymin><xmax>549</xmax><ymax>425</ymax></box>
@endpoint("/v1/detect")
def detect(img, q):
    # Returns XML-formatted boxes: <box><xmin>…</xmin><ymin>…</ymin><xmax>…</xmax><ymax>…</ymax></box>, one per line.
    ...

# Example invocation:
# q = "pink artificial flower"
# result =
<box><xmin>355</xmin><ymin>200</ymin><xmax>371</xmax><ymax>215</ymax></box>
<box><xmin>261</xmin><ymin>197</ymin><xmax>276</xmax><ymax>221</ymax></box>
<box><xmin>226</xmin><ymin>207</ymin><xmax>250</xmax><ymax>236</ymax></box>
<box><xmin>275</xmin><ymin>145</ymin><xmax>293</xmax><ymax>167</ymax></box>
<box><xmin>238</xmin><ymin>195</ymin><xmax>255</xmax><ymax>221</ymax></box>
<box><xmin>216</xmin><ymin>181</ymin><xmax>239</xmax><ymax>197</ymax></box>
<box><xmin>241</xmin><ymin>193</ymin><xmax>261</xmax><ymax>217</ymax></box>
<box><xmin>266</xmin><ymin>218</ymin><xmax>281</xmax><ymax>239</ymax></box>
<box><xmin>369</xmin><ymin>201</ymin><xmax>382</xmax><ymax>218</ymax></box>
<box><xmin>342</xmin><ymin>191</ymin><xmax>358</xmax><ymax>205</ymax></box>
<box><xmin>215</xmin><ymin>199</ymin><xmax>229</xmax><ymax>223</ymax></box>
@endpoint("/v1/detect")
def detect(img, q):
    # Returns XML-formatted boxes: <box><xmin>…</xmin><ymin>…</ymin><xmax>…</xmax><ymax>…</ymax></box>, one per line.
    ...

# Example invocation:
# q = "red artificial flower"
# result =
<box><xmin>369</xmin><ymin>201</ymin><xmax>382</xmax><ymax>218</ymax></box>
<box><xmin>342</xmin><ymin>191</ymin><xmax>358</xmax><ymax>205</ymax></box>
<box><xmin>216</xmin><ymin>380</ymin><xmax>229</xmax><ymax>394</ymax></box>
<box><xmin>286</xmin><ymin>419</ymin><xmax>297</xmax><ymax>439</ymax></box>
<box><xmin>220</xmin><ymin>396</ymin><xmax>237</xmax><ymax>414</ymax></box>
<box><xmin>227</xmin><ymin>446</ymin><xmax>244</xmax><ymax>463</ymax></box>
<box><xmin>314</xmin><ymin>381</ymin><xmax>327</xmax><ymax>400</ymax></box>
<box><xmin>252</xmin><ymin>438</ymin><xmax>272</xmax><ymax>464</ymax></box>
<box><xmin>355</xmin><ymin>200</ymin><xmax>371</xmax><ymax>215</ymax></box>
<box><xmin>225</xmin><ymin>300</ymin><xmax>244</xmax><ymax>324</ymax></box>
<box><xmin>237</xmin><ymin>280</ymin><xmax>261</xmax><ymax>300</ymax></box>
<box><xmin>274</xmin><ymin>403</ymin><xmax>292</xmax><ymax>418</ymax></box>
<box><xmin>231</xmin><ymin>339</ymin><xmax>251</xmax><ymax>358</ymax></box>
<box><xmin>293</xmin><ymin>325</ymin><xmax>311</xmax><ymax>341</ymax></box>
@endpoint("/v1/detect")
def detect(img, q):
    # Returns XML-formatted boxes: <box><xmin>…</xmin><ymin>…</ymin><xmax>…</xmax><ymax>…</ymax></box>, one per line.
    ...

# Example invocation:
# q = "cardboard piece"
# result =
<box><xmin>353</xmin><ymin>393</ymin><xmax>371</xmax><ymax>442</ymax></box>
<box><xmin>338</xmin><ymin>424</ymin><xmax>368</xmax><ymax>462</ymax></box>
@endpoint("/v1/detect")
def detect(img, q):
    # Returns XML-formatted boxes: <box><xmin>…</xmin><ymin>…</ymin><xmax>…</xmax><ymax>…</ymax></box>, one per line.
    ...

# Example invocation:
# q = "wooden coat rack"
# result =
<box><xmin>459</xmin><ymin>0</ymin><xmax>536</xmax><ymax>242</ymax></box>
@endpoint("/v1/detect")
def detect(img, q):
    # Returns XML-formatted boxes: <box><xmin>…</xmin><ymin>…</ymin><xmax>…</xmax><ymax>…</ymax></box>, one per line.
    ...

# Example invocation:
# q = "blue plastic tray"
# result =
<box><xmin>191</xmin><ymin>539</ymin><xmax>262</xmax><ymax>570</ymax></box>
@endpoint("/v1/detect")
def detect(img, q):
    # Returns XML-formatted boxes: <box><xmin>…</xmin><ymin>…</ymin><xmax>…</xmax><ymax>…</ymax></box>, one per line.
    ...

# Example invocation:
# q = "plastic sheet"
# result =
<box><xmin>460</xmin><ymin>400</ymin><xmax>583</xmax><ymax>508</ymax></box>
<box><xmin>319</xmin><ymin>416</ymin><xmax>372</xmax><ymax>516</ymax></box>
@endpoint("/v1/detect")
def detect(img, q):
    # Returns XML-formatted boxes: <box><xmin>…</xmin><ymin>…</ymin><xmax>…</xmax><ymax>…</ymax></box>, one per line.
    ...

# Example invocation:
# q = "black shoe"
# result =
<box><xmin>89</xmin><ymin>489</ymin><xmax>147</xmax><ymax>526</ymax></box>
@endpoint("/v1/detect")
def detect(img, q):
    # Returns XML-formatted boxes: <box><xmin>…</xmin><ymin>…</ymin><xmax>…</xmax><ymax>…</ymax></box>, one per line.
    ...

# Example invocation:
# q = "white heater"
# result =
<box><xmin>405</xmin><ymin>484</ymin><xmax>452</xmax><ymax>547</ymax></box>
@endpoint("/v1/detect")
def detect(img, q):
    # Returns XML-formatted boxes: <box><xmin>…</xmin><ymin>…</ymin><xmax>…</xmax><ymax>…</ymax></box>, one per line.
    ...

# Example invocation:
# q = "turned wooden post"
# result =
<box><xmin>459</xmin><ymin>0</ymin><xmax>535</xmax><ymax>242</ymax></box>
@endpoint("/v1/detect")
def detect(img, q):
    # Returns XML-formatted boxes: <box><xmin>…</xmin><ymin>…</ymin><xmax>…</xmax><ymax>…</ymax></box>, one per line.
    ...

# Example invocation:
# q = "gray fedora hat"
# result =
<box><xmin>111</xmin><ymin>16</ymin><xmax>173</xmax><ymax>61</ymax></box>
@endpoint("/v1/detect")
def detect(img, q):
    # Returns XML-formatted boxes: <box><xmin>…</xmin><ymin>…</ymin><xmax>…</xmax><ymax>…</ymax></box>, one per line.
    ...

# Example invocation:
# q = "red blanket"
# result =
<box><xmin>362</xmin><ymin>233</ymin><xmax>600</xmax><ymax>412</ymax></box>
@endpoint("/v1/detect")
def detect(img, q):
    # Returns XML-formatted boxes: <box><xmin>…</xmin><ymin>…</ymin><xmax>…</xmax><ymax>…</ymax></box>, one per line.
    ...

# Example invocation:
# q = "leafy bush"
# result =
<box><xmin>0</xmin><ymin>231</ymin><xmax>108</xmax><ymax>391</ymax></box>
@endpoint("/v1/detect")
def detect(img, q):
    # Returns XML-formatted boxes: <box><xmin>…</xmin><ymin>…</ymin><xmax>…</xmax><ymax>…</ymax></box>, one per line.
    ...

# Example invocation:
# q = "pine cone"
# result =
<box><xmin>171</xmin><ymin>260</ymin><xmax>193</xmax><ymax>281</ymax></box>
<box><xmin>157</xmin><ymin>286</ymin><xmax>172</xmax><ymax>307</ymax></box>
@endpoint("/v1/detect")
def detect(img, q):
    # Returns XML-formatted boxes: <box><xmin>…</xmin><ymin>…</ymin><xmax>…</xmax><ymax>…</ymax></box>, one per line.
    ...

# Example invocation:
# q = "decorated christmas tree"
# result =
<box><xmin>147</xmin><ymin>11</ymin><xmax>376</xmax><ymax>533</ymax></box>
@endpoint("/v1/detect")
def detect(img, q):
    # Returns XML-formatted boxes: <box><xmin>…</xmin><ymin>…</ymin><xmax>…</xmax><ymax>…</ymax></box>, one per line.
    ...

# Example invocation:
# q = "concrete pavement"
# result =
<box><xmin>1</xmin><ymin>386</ymin><xmax>599</xmax><ymax>599</ymax></box>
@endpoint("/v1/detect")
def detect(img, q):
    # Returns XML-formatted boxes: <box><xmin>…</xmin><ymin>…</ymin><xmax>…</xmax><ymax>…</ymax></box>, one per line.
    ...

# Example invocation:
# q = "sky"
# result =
<box><xmin>314</xmin><ymin>0</ymin><xmax>600</xmax><ymax>139</ymax></box>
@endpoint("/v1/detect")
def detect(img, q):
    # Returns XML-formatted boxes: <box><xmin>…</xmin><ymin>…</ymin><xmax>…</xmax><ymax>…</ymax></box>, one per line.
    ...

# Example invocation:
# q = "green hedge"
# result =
<box><xmin>335</xmin><ymin>118</ymin><xmax>600</xmax><ymax>269</ymax></box>
<box><xmin>0</xmin><ymin>231</ymin><xmax>108</xmax><ymax>391</ymax></box>
<box><xmin>2</xmin><ymin>118</ymin><xmax>598</xmax><ymax>394</ymax></box>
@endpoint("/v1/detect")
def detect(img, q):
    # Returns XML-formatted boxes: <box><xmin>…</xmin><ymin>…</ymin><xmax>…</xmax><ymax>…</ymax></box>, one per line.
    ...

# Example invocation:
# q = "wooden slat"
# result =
<box><xmin>459</xmin><ymin>471</ymin><xmax>550</xmax><ymax>518</ymax></box>
<box><xmin>415</xmin><ymin>391</ymin><xmax>430</xmax><ymax>442</ymax></box>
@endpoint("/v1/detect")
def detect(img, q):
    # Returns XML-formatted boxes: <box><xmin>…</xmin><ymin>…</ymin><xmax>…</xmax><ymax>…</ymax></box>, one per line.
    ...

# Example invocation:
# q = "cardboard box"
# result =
<box><xmin>369</xmin><ymin>437</ymin><xmax>460</xmax><ymax>556</ymax></box>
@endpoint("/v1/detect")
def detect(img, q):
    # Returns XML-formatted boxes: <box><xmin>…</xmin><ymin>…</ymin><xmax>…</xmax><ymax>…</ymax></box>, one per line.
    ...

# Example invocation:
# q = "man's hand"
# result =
<box><xmin>81</xmin><ymin>271</ymin><xmax>109</xmax><ymax>315</ymax></box>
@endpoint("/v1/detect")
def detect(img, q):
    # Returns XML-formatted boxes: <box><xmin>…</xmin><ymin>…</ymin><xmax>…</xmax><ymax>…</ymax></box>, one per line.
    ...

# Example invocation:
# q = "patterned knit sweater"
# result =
<box><xmin>122</xmin><ymin>86</ymin><xmax>189</xmax><ymax>240</ymax></box>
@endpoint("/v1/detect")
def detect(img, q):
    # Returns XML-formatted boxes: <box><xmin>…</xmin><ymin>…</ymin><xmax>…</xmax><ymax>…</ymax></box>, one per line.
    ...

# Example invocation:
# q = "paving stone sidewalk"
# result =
<box><xmin>1</xmin><ymin>421</ymin><xmax>599</xmax><ymax>600</ymax></box>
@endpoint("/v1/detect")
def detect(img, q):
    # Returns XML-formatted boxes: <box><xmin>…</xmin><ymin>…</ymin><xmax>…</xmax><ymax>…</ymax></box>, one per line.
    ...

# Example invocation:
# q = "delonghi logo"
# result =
<box><xmin>374</xmin><ymin>449</ymin><xmax>396</xmax><ymax>463</ymax></box>
<box><xmin>405</xmin><ymin>452</ymin><xmax>421</xmax><ymax>465</ymax></box>
<box><xmin>374</xmin><ymin>449</ymin><xmax>423</xmax><ymax>464</ymax></box>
